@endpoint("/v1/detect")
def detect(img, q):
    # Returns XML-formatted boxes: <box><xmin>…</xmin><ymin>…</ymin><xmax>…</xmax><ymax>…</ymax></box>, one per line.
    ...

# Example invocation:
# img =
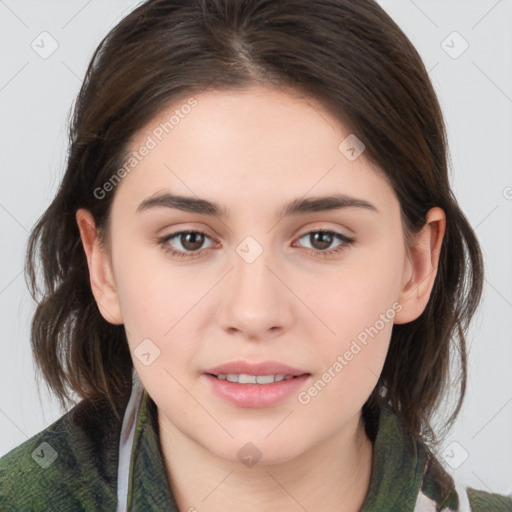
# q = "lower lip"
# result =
<box><xmin>203</xmin><ymin>374</ymin><xmax>311</xmax><ymax>408</ymax></box>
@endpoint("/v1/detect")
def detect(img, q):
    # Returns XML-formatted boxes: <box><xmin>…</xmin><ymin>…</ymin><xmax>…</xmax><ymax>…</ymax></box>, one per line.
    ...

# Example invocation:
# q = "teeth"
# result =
<box><xmin>216</xmin><ymin>373</ymin><xmax>294</xmax><ymax>384</ymax></box>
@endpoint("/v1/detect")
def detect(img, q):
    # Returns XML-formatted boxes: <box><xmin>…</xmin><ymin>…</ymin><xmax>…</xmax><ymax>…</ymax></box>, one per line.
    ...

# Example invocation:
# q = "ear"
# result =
<box><xmin>394</xmin><ymin>207</ymin><xmax>446</xmax><ymax>324</ymax></box>
<box><xmin>75</xmin><ymin>208</ymin><xmax>123</xmax><ymax>325</ymax></box>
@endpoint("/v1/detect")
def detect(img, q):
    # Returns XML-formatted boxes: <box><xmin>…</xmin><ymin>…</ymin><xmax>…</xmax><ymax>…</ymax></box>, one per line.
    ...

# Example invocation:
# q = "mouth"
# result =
<box><xmin>204</xmin><ymin>360</ymin><xmax>309</xmax><ymax>379</ymax></box>
<box><xmin>207</xmin><ymin>373</ymin><xmax>304</xmax><ymax>384</ymax></box>
<box><xmin>202</xmin><ymin>361</ymin><xmax>311</xmax><ymax>408</ymax></box>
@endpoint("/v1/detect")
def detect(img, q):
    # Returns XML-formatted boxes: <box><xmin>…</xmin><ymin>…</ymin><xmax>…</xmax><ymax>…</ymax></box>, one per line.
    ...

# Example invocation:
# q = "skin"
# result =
<box><xmin>77</xmin><ymin>85</ymin><xmax>445</xmax><ymax>512</ymax></box>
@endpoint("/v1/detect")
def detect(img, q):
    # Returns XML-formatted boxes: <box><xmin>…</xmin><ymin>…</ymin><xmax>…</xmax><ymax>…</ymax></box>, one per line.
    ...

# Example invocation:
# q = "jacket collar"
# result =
<box><xmin>128</xmin><ymin>390</ymin><xmax>178</xmax><ymax>511</ymax></box>
<box><xmin>126</xmin><ymin>391</ymin><xmax>455</xmax><ymax>511</ymax></box>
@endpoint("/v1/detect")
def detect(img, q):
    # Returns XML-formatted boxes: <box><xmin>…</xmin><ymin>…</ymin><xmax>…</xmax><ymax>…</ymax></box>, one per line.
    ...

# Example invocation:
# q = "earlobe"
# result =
<box><xmin>394</xmin><ymin>207</ymin><xmax>446</xmax><ymax>324</ymax></box>
<box><xmin>75</xmin><ymin>209</ymin><xmax>123</xmax><ymax>325</ymax></box>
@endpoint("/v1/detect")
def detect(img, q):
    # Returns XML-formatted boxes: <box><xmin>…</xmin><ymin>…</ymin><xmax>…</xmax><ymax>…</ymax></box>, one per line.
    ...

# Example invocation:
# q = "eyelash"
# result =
<box><xmin>157</xmin><ymin>229</ymin><xmax>354</xmax><ymax>260</ymax></box>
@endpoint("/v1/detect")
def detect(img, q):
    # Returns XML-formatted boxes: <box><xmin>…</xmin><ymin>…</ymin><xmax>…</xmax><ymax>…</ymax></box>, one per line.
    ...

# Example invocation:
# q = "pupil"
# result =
<box><xmin>182</xmin><ymin>232</ymin><xmax>204</xmax><ymax>251</ymax></box>
<box><xmin>312</xmin><ymin>232</ymin><xmax>332</xmax><ymax>250</ymax></box>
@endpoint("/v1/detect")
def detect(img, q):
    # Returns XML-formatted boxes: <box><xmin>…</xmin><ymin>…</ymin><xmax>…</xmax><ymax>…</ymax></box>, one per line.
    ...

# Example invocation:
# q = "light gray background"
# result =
<box><xmin>1</xmin><ymin>0</ymin><xmax>511</xmax><ymax>496</ymax></box>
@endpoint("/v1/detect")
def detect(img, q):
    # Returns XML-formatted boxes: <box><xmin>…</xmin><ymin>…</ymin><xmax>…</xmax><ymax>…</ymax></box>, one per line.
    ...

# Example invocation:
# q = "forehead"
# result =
<box><xmin>114</xmin><ymin>85</ymin><xmax>397</xmax><ymax>217</ymax></box>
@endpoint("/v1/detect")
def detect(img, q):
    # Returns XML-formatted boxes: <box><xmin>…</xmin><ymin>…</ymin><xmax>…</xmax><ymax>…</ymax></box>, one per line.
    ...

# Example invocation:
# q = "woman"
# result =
<box><xmin>1</xmin><ymin>0</ymin><xmax>510</xmax><ymax>510</ymax></box>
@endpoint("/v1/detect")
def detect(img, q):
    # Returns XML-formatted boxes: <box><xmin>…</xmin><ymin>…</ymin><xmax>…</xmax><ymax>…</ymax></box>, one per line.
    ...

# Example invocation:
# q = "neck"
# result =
<box><xmin>157</xmin><ymin>410</ymin><xmax>374</xmax><ymax>512</ymax></box>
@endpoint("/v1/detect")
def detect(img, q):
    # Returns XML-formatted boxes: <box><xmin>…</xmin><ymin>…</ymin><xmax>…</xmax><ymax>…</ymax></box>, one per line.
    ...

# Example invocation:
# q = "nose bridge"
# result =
<box><xmin>235</xmin><ymin>241</ymin><xmax>272</xmax><ymax>293</ymax></box>
<box><xmin>217</xmin><ymin>234</ymin><xmax>291</xmax><ymax>337</ymax></box>
<box><xmin>232</xmin><ymin>234</ymin><xmax>279</xmax><ymax>305</ymax></box>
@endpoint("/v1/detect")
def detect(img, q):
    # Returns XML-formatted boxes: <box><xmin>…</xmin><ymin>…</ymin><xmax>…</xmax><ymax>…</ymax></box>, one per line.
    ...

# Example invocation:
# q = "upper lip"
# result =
<box><xmin>205</xmin><ymin>360</ymin><xmax>309</xmax><ymax>377</ymax></box>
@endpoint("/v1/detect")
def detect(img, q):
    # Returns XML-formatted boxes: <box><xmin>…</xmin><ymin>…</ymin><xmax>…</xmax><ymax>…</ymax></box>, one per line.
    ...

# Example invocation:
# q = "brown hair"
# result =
<box><xmin>26</xmin><ymin>0</ymin><xmax>483</xmax><ymax>447</ymax></box>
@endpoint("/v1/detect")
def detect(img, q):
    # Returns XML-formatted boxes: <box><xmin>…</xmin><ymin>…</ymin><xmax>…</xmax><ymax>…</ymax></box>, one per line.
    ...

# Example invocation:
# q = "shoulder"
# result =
<box><xmin>420</xmin><ymin>448</ymin><xmax>512</xmax><ymax>511</ymax></box>
<box><xmin>0</xmin><ymin>397</ymin><xmax>123</xmax><ymax>510</ymax></box>
<box><xmin>467</xmin><ymin>487</ymin><xmax>512</xmax><ymax>511</ymax></box>
<box><xmin>370</xmin><ymin>404</ymin><xmax>512</xmax><ymax>512</ymax></box>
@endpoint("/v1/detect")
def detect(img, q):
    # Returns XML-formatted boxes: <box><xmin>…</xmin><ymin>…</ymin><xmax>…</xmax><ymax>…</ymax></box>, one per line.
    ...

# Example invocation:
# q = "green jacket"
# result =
<box><xmin>1</xmin><ymin>389</ymin><xmax>511</xmax><ymax>511</ymax></box>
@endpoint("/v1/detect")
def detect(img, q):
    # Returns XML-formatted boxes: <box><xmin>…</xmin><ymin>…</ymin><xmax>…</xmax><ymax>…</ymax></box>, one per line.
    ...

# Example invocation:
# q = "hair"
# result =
<box><xmin>26</xmin><ymin>0</ymin><xmax>483</xmax><ymax>452</ymax></box>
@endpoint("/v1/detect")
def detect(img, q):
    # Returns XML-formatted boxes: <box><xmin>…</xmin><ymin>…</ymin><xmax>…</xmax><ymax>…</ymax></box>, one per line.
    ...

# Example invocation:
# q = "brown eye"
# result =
<box><xmin>158</xmin><ymin>230</ymin><xmax>215</xmax><ymax>259</ymax></box>
<box><xmin>180</xmin><ymin>231</ymin><xmax>206</xmax><ymax>251</ymax></box>
<box><xmin>295</xmin><ymin>229</ymin><xmax>354</xmax><ymax>257</ymax></box>
<box><xmin>309</xmin><ymin>231</ymin><xmax>334</xmax><ymax>250</ymax></box>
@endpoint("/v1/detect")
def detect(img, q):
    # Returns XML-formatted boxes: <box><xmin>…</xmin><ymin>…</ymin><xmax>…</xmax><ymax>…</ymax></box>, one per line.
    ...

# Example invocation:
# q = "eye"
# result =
<box><xmin>157</xmin><ymin>230</ymin><xmax>216</xmax><ymax>259</ymax></box>
<box><xmin>157</xmin><ymin>228</ymin><xmax>354</xmax><ymax>261</ymax></box>
<box><xmin>295</xmin><ymin>230</ymin><xmax>354</xmax><ymax>258</ymax></box>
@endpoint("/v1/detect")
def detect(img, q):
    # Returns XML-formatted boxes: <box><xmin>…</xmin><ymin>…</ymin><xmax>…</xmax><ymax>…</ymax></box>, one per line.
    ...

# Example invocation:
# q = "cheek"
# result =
<box><xmin>309</xmin><ymin>246</ymin><xmax>404</xmax><ymax>339</ymax></box>
<box><xmin>297</xmin><ymin>286</ymin><xmax>396</xmax><ymax>416</ymax></box>
<box><xmin>110</xmin><ymin>239</ymin><xmax>231</xmax><ymax>398</ymax></box>
<box><xmin>111</xmin><ymin>233</ymin><xmax>180</xmax><ymax>318</ymax></box>
<box><xmin>300</xmin><ymin>243</ymin><xmax>404</xmax><ymax>390</ymax></box>
<box><xmin>110</xmin><ymin>239</ymin><xmax>198</xmax><ymax>352</ymax></box>
<box><xmin>111</xmin><ymin>250</ymin><xmax>203</xmax><ymax>397</ymax></box>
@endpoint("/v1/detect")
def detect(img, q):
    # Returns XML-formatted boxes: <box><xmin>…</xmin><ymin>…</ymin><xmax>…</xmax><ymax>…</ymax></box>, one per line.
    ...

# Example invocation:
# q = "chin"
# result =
<box><xmin>202</xmin><ymin>432</ymin><xmax>311</xmax><ymax>468</ymax></box>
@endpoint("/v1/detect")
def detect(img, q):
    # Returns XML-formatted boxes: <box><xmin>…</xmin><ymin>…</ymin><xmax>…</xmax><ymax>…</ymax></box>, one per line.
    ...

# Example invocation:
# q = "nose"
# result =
<box><xmin>216</xmin><ymin>244</ymin><xmax>294</xmax><ymax>341</ymax></box>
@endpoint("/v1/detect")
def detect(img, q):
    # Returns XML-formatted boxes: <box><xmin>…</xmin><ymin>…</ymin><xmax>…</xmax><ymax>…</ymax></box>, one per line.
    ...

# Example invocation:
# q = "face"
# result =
<box><xmin>94</xmin><ymin>85</ymin><xmax>414</xmax><ymax>464</ymax></box>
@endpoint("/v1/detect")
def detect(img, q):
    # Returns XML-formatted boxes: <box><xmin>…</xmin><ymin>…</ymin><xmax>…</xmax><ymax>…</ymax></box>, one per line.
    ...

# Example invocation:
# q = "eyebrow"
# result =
<box><xmin>136</xmin><ymin>192</ymin><xmax>378</xmax><ymax>217</ymax></box>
